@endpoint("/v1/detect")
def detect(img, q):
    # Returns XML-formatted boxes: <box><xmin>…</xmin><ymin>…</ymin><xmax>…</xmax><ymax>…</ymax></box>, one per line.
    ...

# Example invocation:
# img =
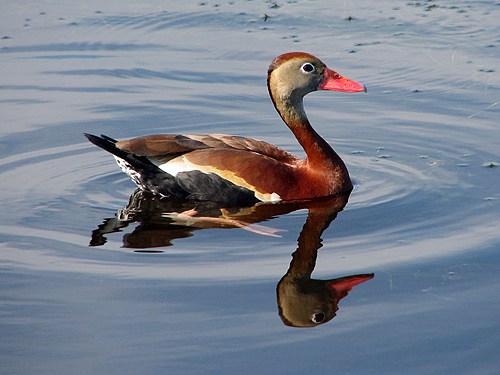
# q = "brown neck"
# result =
<box><xmin>271</xmin><ymin>89</ymin><xmax>348</xmax><ymax>174</ymax></box>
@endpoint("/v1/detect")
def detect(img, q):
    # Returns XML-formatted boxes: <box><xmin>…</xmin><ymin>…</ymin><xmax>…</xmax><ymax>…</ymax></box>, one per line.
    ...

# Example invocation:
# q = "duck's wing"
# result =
<box><xmin>85</xmin><ymin>133</ymin><xmax>301</xmax><ymax>203</ymax></box>
<box><xmin>116</xmin><ymin>133</ymin><xmax>299</xmax><ymax>164</ymax></box>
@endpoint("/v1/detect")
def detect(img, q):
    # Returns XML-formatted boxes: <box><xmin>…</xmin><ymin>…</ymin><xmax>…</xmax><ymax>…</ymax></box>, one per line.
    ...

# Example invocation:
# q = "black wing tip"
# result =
<box><xmin>100</xmin><ymin>134</ymin><xmax>118</xmax><ymax>143</ymax></box>
<box><xmin>84</xmin><ymin>133</ymin><xmax>117</xmax><ymax>144</ymax></box>
<box><xmin>83</xmin><ymin>133</ymin><xmax>97</xmax><ymax>144</ymax></box>
<box><xmin>84</xmin><ymin>133</ymin><xmax>124</xmax><ymax>158</ymax></box>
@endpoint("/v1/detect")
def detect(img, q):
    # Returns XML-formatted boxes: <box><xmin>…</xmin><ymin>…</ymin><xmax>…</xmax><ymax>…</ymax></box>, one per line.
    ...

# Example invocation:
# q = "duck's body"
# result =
<box><xmin>85</xmin><ymin>52</ymin><xmax>365</xmax><ymax>204</ymax></box>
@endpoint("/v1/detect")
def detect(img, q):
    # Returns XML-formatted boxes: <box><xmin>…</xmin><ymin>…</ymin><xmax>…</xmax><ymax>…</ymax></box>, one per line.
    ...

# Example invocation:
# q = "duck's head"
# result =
<box><xmin>267</xmin><ymin>52</ymin><xmax>366</xmax><ymax>102</ymax></box>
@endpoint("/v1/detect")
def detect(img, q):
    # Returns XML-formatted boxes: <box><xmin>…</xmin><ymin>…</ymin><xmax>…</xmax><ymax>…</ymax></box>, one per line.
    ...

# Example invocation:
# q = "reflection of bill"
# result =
<box><xmin>278</xmin><ymin>272</ymin><xmax>373</xmax><ymax>327</ymax></box>
<box><xmin>89</xmin><ymin>189</ymin><xmax>373</xmax><ymax>327</ymax></box>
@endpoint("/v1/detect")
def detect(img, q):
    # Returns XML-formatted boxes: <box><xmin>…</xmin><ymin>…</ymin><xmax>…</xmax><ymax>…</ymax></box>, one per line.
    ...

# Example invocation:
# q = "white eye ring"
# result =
<box><xmin>300</xmin><ymin>63</ymin><xmax>316</xmax><ymax>74</ymax></box>
<box><xmin>312</xmin><ymin>312</ymin><xmax>325</xmax><ymax>323</ymax></box>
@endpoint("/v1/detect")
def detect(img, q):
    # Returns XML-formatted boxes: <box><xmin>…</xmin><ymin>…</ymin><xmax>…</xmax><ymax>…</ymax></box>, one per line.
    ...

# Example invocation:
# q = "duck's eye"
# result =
<box><xmin>312</xmin><ymin>312</ymin><xmax>326</xmax><ymax>324</ymax></box>
<box><xmin>301</xmin><ymin>63</ymin><xmax>316</xmax><ymax>74</ymax></box>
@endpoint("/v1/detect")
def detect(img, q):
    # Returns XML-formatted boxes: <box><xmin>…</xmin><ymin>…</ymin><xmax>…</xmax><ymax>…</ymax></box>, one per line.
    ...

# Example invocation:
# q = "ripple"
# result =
<box><xmin>42</xmin><ymin>68</ymin><xmax>258</xmax><ymax>84</ymax></box>
<box><xmin>2</xmin><ymin>115</ymin><xmax>496</xmax><ymax>279</ymax></box>
<box><xmin>0</xmin><ymin>42</ymin><xmax>166</xmax><ymax>54</ymax></box>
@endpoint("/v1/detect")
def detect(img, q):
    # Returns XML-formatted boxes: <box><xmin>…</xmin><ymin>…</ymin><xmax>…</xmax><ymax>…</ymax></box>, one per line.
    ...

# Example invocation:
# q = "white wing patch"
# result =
<box><xmin>270</xmin><ymin>192</ymin><xmax>282</xmax><ymax>202</ymax></box>
<box><xmin>156</xmin><ymin>156</ymin><xmax>196</xmax><ymax>176</ymax></box>
<box><xmin>253</xmin><ymin>191</ymin><xmax>282</xmax><ymax>202</ymax></box>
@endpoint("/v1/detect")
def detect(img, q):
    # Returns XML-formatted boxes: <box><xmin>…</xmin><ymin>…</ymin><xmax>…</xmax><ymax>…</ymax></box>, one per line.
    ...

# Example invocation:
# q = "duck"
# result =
<box><xmin>85</xmin><ymin>52</ymin><xmax>366</xmax><ymax>205</ymax></box>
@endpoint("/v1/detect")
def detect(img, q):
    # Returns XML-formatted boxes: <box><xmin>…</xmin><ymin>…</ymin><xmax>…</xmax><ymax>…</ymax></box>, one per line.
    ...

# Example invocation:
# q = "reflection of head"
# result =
<box><xmin>277</xmin><ymin>274</ymin><xmax>374</xmax><ymax>327</ymax></box>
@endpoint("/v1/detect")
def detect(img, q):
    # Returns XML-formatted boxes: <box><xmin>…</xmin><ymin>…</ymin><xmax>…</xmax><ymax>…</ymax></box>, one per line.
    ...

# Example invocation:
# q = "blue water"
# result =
<box><xmin>1</xmin><ymin>1</ymin><xmax>499</xmax><ymax>374</ymax></box>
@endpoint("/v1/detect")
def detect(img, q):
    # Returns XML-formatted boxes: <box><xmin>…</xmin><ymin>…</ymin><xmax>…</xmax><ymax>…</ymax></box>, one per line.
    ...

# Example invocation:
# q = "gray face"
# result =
<box><xmin>270</xmin><ymin>56</ymin><xmax>328</xmax><ymax>100</ymax></box>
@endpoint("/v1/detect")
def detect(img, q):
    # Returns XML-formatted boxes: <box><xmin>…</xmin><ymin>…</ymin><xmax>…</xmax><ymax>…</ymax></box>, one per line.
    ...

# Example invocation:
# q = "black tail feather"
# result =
<box><xmin>84</xmin><ymin>133</ymin><xmax>123</xmax><ymax>159</ymax></box>
<box><xmin>84</xmin><ymin>133</ymin><xmax>152</xmax><ymax>166</ymax></box>
<box><xmin>85</xmin><ymin>133</ymin><xmax>189</xmax><ymax>198</ymax></box>
<box><xmin>101</xmin><ymin>134</ymin><xmax>118</xmax><ymax>143</ymax></box>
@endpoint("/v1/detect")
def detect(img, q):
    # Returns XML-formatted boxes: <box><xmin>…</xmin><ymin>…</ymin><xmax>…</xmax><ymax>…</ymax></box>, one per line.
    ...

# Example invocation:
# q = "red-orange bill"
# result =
<box><xmin>319</xmin><ymin>68</ymin><xmax>367</xmax><ymax>93</ymax></box>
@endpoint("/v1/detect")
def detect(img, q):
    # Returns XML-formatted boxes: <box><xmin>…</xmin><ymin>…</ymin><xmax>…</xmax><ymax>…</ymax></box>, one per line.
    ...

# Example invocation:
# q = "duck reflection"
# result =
<box><xmin>90</xmin><ymin>189</ymin><xmax>373</xmax><ymax>327</ymax></box>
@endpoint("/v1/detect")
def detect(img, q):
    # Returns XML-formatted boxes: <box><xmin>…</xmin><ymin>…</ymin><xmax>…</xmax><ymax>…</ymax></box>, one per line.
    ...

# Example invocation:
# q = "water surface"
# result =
<box><xmin>1</xmin><ymin>1</ymin><xmax>499</xmax><ymax>374</ymax></box>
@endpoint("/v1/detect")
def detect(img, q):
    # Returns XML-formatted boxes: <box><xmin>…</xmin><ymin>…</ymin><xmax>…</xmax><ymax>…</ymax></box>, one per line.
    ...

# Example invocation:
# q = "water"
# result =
<box><xmin>1</xmin><ymin>0</ymin><xmax>499</xmax><ymax>374</ymax></box>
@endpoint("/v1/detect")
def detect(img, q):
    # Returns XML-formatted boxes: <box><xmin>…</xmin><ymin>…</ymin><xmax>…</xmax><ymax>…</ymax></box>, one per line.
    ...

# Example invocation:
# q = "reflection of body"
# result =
<box><xmin>90</xmin><ymin>190</ymin><xmax>373</xmax><ymax>327</ymax></box>
<box><xmin>85</xmin><ymin>52</ymin><xmax>365</xmax><ymax>204</ymax></box>
<box><xmin>90</xmin><ymin>189</ymin><xmax>315</xmax><ymax>248</ymax></box>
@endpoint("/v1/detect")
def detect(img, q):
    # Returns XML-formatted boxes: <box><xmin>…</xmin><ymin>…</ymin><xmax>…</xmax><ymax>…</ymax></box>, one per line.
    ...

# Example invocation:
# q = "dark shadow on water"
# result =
<box><xmin>90</xmin><ymin>189</ymin><xmax>374</xmax><ymax>327</ymax></box>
